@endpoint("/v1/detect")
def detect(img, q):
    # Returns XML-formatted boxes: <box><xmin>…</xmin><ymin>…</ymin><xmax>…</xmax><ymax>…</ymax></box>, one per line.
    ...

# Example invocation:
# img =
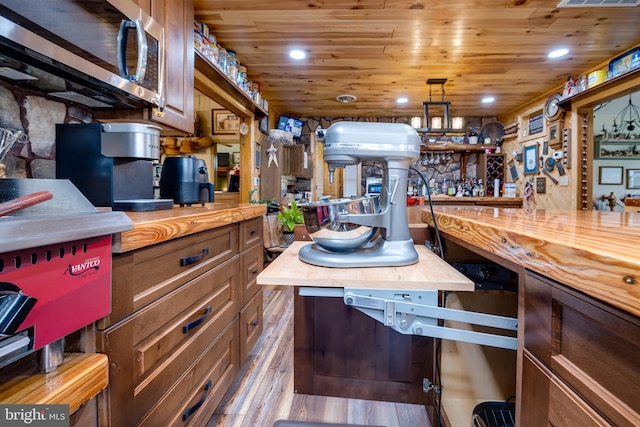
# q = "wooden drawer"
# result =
<box><xmin>239</xmin><ymin>216</ymin><xmax>262</xmax><ymax>252</ymax></box>
<box><xmin>524</xmin><ymin>271</ymin><xmax>640</xmax><ymax>427</ymax></box>
<box><xmin>240</xmin><ymin>242</ymin><xmax>263</xmax><ymax>306</ymax></box>
<box><xmin>521</xmin><ymin>351</ymin><xmax>610</xmax><ymax>427</ymax></box>
<box><xmin>138</xmin><ymin>318</ymin><xmax>240</xmax><ymax>427</ymax></box>
<box><xmin>97</xmin><ymin>257</ymin><xmax>239</xmax><ymax>427</ymax></box>
<box><xmin>240</xmin><ymin>290</ymin><xmax>263</xmax><ymax>364</ymax></box>
<box><xmin>102</xmin><ymin>225</ymin><xmax>238</xmax><ymax>327</ymax></box>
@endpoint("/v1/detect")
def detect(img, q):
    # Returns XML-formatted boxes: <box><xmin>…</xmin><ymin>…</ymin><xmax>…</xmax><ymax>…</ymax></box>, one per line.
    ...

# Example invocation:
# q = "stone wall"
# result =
<box><xmin>0</xmin><ymin>81</ymin><xmax>94</xmax><ymax>179</ymax></box>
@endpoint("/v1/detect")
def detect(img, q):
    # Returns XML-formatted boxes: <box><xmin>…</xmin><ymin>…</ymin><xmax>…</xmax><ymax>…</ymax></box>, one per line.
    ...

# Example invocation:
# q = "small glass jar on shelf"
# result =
<box><xmin>227</xmin><ymin>50</ymin><xmax>238</xmax><ymax>82</ymax></box>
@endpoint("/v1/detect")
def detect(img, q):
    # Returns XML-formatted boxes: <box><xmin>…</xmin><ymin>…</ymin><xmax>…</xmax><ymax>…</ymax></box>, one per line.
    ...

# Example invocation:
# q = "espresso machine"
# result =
<box><xmin>56</xmin><ymin>122</ymin><xmax>174</xmax><ymax>211</ymax></box>
<box><xmin>299</xmin><ymin>121</ymin><xmax>421</xmax><ymax>268</ymax></box>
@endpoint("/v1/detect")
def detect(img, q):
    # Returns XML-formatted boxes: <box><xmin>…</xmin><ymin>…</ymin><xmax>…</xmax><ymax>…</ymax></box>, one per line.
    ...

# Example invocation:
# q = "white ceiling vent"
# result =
<box><xmin>336</xmin><ymin>94</ymin><xmax>357</xmax><ymax>103</ymax></box>
<box><xmin>557</xmin><ymin>0</ymin><xmax>640</xmax><ymax>7</ymax></box>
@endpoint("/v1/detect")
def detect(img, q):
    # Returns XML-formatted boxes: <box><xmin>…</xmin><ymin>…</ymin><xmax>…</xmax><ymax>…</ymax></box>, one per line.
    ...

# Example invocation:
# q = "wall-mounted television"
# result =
<box><xmin>277</xmin><ymin>115</ymin><xmax>303</xmax><ymax>138</ymax></box>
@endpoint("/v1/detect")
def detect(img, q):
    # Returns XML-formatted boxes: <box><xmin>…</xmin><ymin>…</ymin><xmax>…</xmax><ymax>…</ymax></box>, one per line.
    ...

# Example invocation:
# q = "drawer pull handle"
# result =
<box><xmin>183</xmin><ymin>305</ymin><xmax>212</xmax><ymax>334</ymax></box>
<box><xmin>182</xmin><ymin>379</ymin><xmax>211</xmax><ymax>422</ymax></box>
<box><xmin>251</xmin><ymin>320</ymin><xmax>259</xmax><ymax>326</ymax></box>
<box><xmin>180</xmin><ymin>248</ymin><xmax>209</xmax><ymax>266</ymax></box>
<box><xmin>251</xmin><ymin>269</ymin><xmax>258</xmax><ymax>275</ymax></box>
<box><xmin>250</xmin><ymin>229</ymin><xmax>257</xmax><ymax>235</ymax></box>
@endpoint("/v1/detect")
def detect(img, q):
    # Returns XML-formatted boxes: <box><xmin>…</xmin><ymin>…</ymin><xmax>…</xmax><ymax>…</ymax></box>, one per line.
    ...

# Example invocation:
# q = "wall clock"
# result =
<box><xmin>239</xmin><ymin>121</ymin><xmax>249</xmax><ymax>136</ymax></box>
<box><xmin>543</xmin><ymin>93</ymin><xmax>563</xmax><ymax>121</ymax></box>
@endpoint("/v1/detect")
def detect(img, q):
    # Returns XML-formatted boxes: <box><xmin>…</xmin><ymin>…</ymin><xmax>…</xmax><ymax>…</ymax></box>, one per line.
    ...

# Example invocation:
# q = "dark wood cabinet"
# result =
<box><xmin>97</xmin><ymin>219</ymin><xmax>263</xmax><ymax>426</ymax></box>
<box><xmin>293</xmin><ymin>292</ymin><xmax>435</xmax><ymax>406</ymax></box>
<box><xmin>148</xmin><ymin>0</ymin><xmax>194</xmax><ymax>134</ymax></box>
<box><xmin>522</xmin><ymin>270</ymin><xmax>640</xmax><ymax>427</ymax></box>
<box><xmin>238</xmin><ymin>217</ymin><xmax>264</xmax><ymax>363</ymax></box>
<box><xmin>285</xmin><ymin>144</ymin><xmax>313</xmax><ymax>178</ymax></box>
<box><xmin>98</xmin><ymin>0</ymin><xmax>194</xmax><ymax>134</ymax></box>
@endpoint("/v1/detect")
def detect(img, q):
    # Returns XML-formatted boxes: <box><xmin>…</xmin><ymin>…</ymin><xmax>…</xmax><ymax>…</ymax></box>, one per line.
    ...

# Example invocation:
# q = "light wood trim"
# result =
<box><xmin>257</xmin><ymin>241</ymin><xmax>473</xmax><ymax>290</ymax></box>
<box><xmin>0</xmin><ymin>353</ymin><xmax>108</xmax><ymax>414</ymax></box>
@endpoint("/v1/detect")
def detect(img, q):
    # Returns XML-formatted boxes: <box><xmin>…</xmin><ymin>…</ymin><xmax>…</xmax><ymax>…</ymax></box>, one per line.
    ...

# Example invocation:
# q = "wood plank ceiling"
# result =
<box><xmin>194</xmin><ymin>0</ymin><xmax>640</xmax><ymax>119</ymax></box>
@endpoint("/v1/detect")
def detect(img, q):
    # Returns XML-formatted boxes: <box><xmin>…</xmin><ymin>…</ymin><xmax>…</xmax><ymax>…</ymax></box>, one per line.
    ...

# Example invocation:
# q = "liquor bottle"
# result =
<box><xmin>468</xmin><ymin>127</ymin><xmax>478</xmax><ymax>144</ymax></box>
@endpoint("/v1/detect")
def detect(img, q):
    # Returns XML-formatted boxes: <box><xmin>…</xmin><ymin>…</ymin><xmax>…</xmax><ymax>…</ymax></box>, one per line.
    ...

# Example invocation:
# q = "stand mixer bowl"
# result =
<box><xmin>300</xmin><ymin>196</ymin><xmax>380</xmax><ymax>252</ymax></box>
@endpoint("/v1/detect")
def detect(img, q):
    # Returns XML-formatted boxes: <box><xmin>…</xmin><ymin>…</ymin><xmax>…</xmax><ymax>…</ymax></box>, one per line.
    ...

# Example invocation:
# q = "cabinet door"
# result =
<box><xmin>521</xmin><ymin>352</ymin><xmax>610</xmax><ymax>427</ymax></box>
<box><xmin>240</xmin><ymin>290</ymin><xmax>263</xmax><ymax>363</ymax></box>
<box><xmin>524</xmin><ymin>271</ymin><xmax>640</xmax><ymax>427</ymax></box>
<box><xmin>285</xmin><ymin>144</ymin><xmax>313</xmax><ymax>178</ymax></box>
<box><xmin>150</xmin><ymin>0</ymin><xmax>194</xmax><ymax>133</ymax></box>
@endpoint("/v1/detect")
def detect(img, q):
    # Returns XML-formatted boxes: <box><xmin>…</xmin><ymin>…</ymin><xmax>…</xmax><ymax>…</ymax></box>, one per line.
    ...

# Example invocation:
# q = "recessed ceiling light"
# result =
<box><xmin>336</xmin><ymin>94</ymin><xmax>357</xmax><ymax>103</ymax></box>
<box><xmin>548</xmin><ymin>48</ymin><xmax>569</xmax><ymax>59</ymax></box>
<box><xmin>397</xmin><ymin>97</ymin><xmax>409</xmax><ymax>104</ymax></box>
<box><xmin>289</xmin><ymin>49</ymin><xmax>306</xmax><ymax>60</ymax></box>
<box><xmin>481</xmin><ymin>97</ymin><xmax>495</xmax><ymax>104</ymax></box>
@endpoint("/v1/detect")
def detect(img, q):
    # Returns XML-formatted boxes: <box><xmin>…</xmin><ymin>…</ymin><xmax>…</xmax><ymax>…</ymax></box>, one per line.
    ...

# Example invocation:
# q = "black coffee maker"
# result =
<box><xmin>160</xmin><ymin>156</ymin><xmax>214</xmax><ymax>206</ymax></box>
<box><xmin>56</xmin><ymin>122</ymin><xmax>174</xmax><ymax>211</ymax></box>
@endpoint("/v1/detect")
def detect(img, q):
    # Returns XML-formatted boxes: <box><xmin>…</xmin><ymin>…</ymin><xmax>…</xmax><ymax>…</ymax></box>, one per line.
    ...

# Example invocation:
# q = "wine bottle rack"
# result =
<box><xmin>478</xmin><ymin>153</ymin><xmax>506</xmax><ymax>196</ymax></box>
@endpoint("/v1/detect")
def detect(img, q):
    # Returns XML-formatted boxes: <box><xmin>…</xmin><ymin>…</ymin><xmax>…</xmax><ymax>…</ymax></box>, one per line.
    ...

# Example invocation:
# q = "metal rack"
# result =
<box><xmin>0</xmin><ymin>126</ymin><xmax>28</xmax><ymax>163</ymax></box>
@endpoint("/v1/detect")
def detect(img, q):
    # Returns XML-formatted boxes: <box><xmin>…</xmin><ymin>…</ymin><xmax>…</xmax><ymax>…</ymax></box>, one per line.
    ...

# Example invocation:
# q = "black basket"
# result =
<box><xmin>472</xmin><ymin>399</ymin><xmax>515</xmax><ymax>427</ymax></box>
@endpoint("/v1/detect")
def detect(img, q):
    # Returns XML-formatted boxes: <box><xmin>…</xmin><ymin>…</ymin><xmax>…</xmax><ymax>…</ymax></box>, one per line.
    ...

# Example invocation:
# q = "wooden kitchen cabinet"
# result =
<box><xmin>285</xmin><ymin>144</ymin><xmax>313</xmax><ymax>178</ymax></box>
<box><xmin>522</xmin><ymin>270</ymin><xmax>640</xmax><ymax>427</ymax></box>
<box><xmin>97</xmin><ymin>0</ymin><xmax>194</xmax><ymax>134</ymax></box>
<box><xmin>238</xmin><ymin>217</ymin><xmax>264</xmax><ymax>363</ymax></box>
<box><xmin>97</xmin><ymin>219</ymin><xmax>263</xmax><ymax>426</ymax></box>
<box><xmin>293</xmin><ymin>292</ymin><xmax>436</xmax><ymax>406</ymax></box>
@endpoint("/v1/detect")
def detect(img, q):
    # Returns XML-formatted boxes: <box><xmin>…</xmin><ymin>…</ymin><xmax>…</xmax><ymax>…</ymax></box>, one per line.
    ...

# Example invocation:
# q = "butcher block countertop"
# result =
<box><xmin>0</xmin><ymin>353</ymin><xmax>108</xmax><ymax>413</ymax></box>
<box><xmin>257</xmin><ymin>241</ymin><xmax>474</xmax><ymax>291</ymax></box>
<box><xmin>112</xmin><ymin>202</ymin><xmax>266</xmax><ymax>253</ymax></box>
<box><xmin>421</xmin><ymin>207</ymin><xmax>640</xmax><ymax>317</ymax></box>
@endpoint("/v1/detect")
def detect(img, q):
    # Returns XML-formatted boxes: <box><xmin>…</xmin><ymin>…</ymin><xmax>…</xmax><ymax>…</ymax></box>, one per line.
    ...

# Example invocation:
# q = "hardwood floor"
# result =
<box><xmin>206</xmin><ymin>286</ymin><xmax>432</xmax><ymax>427</ymax></box>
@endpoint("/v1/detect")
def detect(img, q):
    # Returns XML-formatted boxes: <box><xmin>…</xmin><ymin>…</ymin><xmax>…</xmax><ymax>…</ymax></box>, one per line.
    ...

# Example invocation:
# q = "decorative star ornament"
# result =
<box><xmin>267</xmin><ymin>143</ymin><xmax>279</xmax><ymax>167</ymax></box>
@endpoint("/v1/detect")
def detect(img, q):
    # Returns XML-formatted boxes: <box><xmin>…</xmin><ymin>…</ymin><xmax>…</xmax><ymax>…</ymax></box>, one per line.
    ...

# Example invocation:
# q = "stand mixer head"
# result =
<box><xmin>299</xmin><ymin>121</ymin><xmax>421</xmax><ymax>268</ymax></box>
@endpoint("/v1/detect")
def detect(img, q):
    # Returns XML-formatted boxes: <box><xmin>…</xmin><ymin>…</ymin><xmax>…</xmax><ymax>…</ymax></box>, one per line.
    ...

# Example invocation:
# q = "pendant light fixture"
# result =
<box><xmin>422</xmin><ymin>78</ymin><xmax>464</xmax><ymax>133</ymax></box>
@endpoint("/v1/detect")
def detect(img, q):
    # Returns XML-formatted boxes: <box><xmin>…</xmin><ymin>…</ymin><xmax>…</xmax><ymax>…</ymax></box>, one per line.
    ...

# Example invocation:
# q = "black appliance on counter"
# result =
<box><xmin>160</xmin><ymin>156</ymin><xmax>214</xmax><ymax>206</ymax></box>
<box><xmin>56</xmin><ymin>122</ymin><xmax>174</xmax><ymax>212</ymax></box>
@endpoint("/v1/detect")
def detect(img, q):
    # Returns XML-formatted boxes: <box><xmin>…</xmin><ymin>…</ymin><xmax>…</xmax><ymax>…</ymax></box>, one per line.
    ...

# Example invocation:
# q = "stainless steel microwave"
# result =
<box><xmin>0</xmin><ymin>0</ymin><xmax>165</xmax><ymax>110</ymax></box>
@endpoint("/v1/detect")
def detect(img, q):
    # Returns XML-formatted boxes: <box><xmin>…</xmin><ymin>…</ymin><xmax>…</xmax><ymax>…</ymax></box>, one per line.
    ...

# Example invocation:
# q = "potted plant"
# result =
<box><xmin>277</xmin><ymin>200</ymin><xmax>304</xmax><ymax>245</ymax></box>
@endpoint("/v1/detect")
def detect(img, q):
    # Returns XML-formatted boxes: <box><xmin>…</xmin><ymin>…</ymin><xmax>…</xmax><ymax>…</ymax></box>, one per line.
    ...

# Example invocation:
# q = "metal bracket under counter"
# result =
<box><xmin>299</xmin><ymin>287</ymin><xmax>517</xmax><ymax>350</ymax></box>
<box><xmin>258</xmin><ymin>242</ymin><xmax>516</xmax><ymax>349</ymax></box>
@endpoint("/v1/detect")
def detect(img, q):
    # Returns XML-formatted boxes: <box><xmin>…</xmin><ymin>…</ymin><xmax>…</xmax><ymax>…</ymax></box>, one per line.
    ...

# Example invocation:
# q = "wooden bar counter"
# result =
<box><xmin>422</xmin><ymin>206</ymin><xmax>640</xmax><ymax>317</ymax></box>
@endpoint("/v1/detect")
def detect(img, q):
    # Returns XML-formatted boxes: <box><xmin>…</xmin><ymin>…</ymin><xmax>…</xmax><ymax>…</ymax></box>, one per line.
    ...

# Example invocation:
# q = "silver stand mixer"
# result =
<box><xmin>299</xmin><ymin>121</ymin><xmax>421</xmax><ymax>268</ymax></box>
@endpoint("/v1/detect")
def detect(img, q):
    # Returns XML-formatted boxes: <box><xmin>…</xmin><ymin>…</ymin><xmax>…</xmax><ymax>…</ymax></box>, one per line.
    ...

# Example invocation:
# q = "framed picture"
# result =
<box><xmin>627</xmin><ymin>169</ymin><xmax>640</xmax><ymax>189</ymax></box>
<box><xmin>255</xmin><ymin>148</ymin><xmax>260</xmax><ymax>168</ymax></box>
<box><xmin>524</xmin><ymin>144</ymin><xmax>538</xmax><ymax>174</ymax></box>
<box><xmin>548</xmin><ymin>119</ymin><xmax>563</xmax><ymax>148</ymax></box>
<box><xmin>599</xmin><ymin>166</ymin><xmax>624</xmax><ymax>185</ymax></box>
<box><xmin>212</xmin><ymin>110</ymin><xmax>240</xmax><ymax>134</ymax></box>
<box><xmin>259</xmin><ymin>114</ymin><xmax>269</xmax><ymax>134</ymax></box>
<box><xmin>528</xmin><ymin>112</ymin><xmax>544</xmax><ymax>136</ymax></box>
<box><xmin>536</xmin><ymin>177</ymin><xmax>546</xmax><ymax>194</ymax></box>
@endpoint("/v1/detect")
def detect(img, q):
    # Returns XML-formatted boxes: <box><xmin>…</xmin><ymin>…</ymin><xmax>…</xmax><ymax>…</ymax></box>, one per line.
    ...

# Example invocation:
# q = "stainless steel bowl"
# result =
<box><xmin>300</xmin><ymin>196</ymin><xmax>380</xmax><ymax>252</ymax></box>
